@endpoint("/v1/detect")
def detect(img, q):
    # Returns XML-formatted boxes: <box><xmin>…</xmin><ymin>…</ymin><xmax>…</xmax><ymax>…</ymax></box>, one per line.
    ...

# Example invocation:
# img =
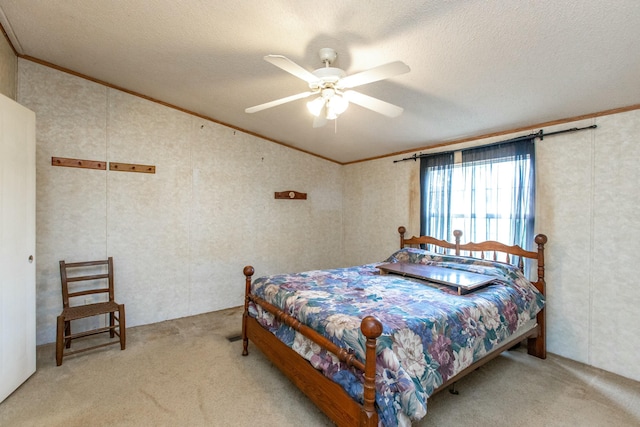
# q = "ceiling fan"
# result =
<box><xmin>245</xmin><ymin>48</ymin><xmax>410</xmax><ymax>128</ymax></box>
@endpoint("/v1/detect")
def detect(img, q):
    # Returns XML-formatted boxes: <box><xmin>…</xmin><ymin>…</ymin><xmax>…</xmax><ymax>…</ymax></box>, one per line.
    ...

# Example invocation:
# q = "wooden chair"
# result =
<box><xmin>56</xmin><ymin>257</ymin><xmax>126</xmax><ymax>366</ymax></box>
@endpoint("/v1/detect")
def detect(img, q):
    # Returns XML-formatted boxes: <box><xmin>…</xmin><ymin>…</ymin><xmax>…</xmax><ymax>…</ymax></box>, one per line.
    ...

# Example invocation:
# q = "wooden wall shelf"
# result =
<box><xmin>52</xmin><ymin>157</ymin><xmax>106</xmax><ymax>170</ymax></box>
<box><xmin>275</xmin><ymin>191</ymin><xmax>307</xmax><ymax>200</ymax></box>
<box><xmin>109</xmin><ymin>162</ymin><xmax>155</xmax><ymax>174</ymax></box>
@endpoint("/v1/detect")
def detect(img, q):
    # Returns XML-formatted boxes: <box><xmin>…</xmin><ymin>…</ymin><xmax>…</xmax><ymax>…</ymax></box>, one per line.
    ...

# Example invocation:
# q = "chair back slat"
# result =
<box><xmin>59</xmin><ymin>257</ymin><xmax>115</xmax><ymax>308</ymax></box>
<box><xmin>66</xmin><ymin>273</ymin><xmax>110</xmax><ymax>282</ymax></box>
<box><xmin>68</xmin><ymin>288</ymin><xmax>110</xmax><ymax>298</ymax></box>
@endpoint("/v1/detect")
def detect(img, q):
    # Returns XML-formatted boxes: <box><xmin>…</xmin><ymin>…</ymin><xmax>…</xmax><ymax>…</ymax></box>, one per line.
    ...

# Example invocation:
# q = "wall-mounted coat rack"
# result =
<box><xmin>275</xmin><ymin>190</ymin><xmax>307</xmax><ymax>200</ymax></box>
<box><xmin>109</xmin><ymin>162</ymin><xmax>155</xmax><ymax>174</ymax></box>
<box><xmin>51</xmin><ymin>157</ymin><xmax>106</xmax><ymax>170</ymax></box>
<box><xmin>52</xmin><ymin>157</ymin><xmax>156</xmax><ymax>174</ymax></box>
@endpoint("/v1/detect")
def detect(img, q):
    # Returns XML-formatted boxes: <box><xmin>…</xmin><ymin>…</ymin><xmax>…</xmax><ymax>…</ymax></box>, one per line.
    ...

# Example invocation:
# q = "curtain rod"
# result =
<box><xmin>393</xmin><ymin>124</ymin><xmax>597</xmax><ymax>163</ymax></box>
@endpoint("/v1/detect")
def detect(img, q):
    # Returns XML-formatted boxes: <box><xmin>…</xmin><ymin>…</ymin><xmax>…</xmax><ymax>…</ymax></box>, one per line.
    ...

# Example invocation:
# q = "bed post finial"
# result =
<box><xmin>453</xmin><ymin>230</ymin><xmax>463</xmax><ymax>255</ymax></box>
<box><xmin>361</xmin><ymin>316</ymin><xmax>383</xmax><ymax>425</ymax></box>
<box><xmin>534</xmin><ymin>234</ymin><xmax>547</xmax><ymax>287</ymax></box>
<box><xmin>398</xmin><ymin>226</ymin><xmax>406</xmax><ymax>248</ymax></box>
<box><xmin>242</xmin><ymin>266</ymin><xmax>254</xmax><ymax>356</ymax></box>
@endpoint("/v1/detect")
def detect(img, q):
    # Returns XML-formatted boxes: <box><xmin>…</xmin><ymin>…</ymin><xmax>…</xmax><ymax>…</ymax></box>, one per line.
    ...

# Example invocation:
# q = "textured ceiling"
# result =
<box><xmin>1</xmin><ymin>0</ymin><xmax>639</xmax><ymax>163</ymax></box>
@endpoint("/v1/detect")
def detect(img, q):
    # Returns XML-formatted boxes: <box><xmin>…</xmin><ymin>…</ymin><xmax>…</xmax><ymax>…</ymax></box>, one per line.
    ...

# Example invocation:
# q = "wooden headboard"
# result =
<box><xmin>397</xmin><ymin>226</ymin><xmax>547</xmax><ymax>292</ymax></box>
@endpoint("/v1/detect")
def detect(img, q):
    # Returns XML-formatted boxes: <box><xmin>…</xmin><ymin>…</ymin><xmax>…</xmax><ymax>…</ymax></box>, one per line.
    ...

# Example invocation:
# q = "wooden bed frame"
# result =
<box><xmin>242</xmin><ymin>227</ymin><xmax>547</xmax><ymax>426</ymax></box>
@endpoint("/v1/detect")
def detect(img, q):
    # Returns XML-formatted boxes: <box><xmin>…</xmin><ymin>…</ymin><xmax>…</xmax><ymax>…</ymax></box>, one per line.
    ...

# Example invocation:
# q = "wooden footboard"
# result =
<box><xmin>242</xmin><ymin>266</ymin><xmax>382</xmax><ymax>426</ymax></box>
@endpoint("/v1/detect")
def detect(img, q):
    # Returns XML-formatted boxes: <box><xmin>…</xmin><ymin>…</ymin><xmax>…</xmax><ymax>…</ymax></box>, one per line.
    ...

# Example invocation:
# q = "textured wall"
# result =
<box><xmin>0</xmin><ymin>34</ymin><xmax>17</xmax><ymax>99</ymax></box>
<box><xmin>537</xmin><ymin>111</ymin><xmax>640</xmax><ymax>383</ymax></box>
<box><xmin>18</xmin><ymin>59</ymin><xmax>344</xmax><ymax>345</ymax></box>
<box><xmin>342</xmin><ymin>155</ymin><xmax>416</xmax><ymax>267</ymax></box>
<box><xmin>344</xmin><ymin>112</ymin><xmax>640</xmax><ymax>383</ymax></box>
<box><xmin>589</xmin><ymin>112</ymin><xmax>640</xmax><ymax>380</ymax></box>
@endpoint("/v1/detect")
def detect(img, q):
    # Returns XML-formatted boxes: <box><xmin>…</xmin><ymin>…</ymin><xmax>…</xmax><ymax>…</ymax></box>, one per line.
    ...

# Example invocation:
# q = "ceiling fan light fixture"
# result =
<box><xmin>306</xmin><ymin>96</ymin><xmax>325</xmax><ymax>117</ymax></box>
<box><xmin>308</xmin><ymin>93</ymin><xmax>349</xmax><ymax>120</ymax></box>
<box><xmin>328</xmin><ymin>94</ymin><xmax>349</xmax><ymax>115</ymax></box>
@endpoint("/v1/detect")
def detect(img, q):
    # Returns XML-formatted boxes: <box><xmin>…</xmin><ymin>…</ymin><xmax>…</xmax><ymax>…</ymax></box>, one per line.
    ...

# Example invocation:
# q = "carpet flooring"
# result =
<box><xmin>1</xmin><ymin>306</ymin><xmax>638</xmax><ymax>426</ymax></box>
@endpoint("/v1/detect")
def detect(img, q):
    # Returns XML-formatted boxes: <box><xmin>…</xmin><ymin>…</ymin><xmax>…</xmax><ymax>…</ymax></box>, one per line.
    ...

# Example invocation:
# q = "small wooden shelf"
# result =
<box><xmin>275</xmin><ymin>191</ymin><xmax>307</xmax><ymax>200</ymax></box>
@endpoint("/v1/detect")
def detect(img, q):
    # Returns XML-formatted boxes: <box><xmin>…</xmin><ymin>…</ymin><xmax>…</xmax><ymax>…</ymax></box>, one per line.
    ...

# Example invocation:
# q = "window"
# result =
<box><xmin>420</xmin><ymin>138</ymin><xmax>535</xmax><ymax>250</ymax></box>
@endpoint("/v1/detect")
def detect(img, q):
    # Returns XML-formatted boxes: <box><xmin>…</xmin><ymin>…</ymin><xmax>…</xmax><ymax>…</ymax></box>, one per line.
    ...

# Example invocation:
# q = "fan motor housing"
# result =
<box><xmin>310</xmin><ymin>67</ymin><xmax>346</xmax><ymax>89</ymax></box>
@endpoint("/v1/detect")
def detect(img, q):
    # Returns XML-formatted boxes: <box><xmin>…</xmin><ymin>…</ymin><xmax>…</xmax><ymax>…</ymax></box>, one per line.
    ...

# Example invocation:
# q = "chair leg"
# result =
<box><xmin>109</xmin><ymin>312</ymin><xmax>115</xmax><ymax>338</ymax></box>
<box><xmin>56</xmin><ymin>315</ymin><xmax>65</xmax><ymax>366</ymax></box>
<box><xmin>119</xmin><ymin>304</ymin><xmax>126</xmax><ymax>350</ymax></box>
<box><xmin>64</xmin><ymin>321</ymin><xmax>71</xmax><ymax>349</ymax></box>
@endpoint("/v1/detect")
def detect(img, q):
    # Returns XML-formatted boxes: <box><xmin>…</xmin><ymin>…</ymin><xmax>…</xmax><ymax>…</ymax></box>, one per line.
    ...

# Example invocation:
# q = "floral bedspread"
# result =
<box><xmin>248</xmin><ymin>248</ymin><xmax>545</xmax><ymax>426</ymax></box>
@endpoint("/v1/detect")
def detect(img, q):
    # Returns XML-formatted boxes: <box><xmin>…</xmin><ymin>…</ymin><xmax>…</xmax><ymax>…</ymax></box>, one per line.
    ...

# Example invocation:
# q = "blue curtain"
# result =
<box><xmin>420</xmin><ymin>152</ymin><xmax>454</xmax><ymax>240</ymax></box>
<box><xmin>420</xmin><ymin>137</ymin><xmax>535</xmax><ymax>250</ymax></box>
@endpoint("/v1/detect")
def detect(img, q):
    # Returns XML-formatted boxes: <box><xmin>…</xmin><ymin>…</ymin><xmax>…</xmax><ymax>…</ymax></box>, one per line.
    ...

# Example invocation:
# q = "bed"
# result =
<box><xmin>241</xmin><ymin>227</ymin><xmax>547</xmax><ymax>426</ymax></box>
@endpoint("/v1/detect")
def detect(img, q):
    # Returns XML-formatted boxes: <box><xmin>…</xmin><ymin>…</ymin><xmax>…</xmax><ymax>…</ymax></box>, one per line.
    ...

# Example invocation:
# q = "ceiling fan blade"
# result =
<box><xmin>264</xmin><ymin>55</ymin><xmax>320</xmax><ymax>84</ymax></box>
<box><xmin>245</xmin><ymin>91</ymin><xmax>315</xmax><ymax>113</ymax></box>
<box><xmin>339</xmin><ymin>61</ymin><xmax>410</xmax><ymax>89</ymax></box>
<box><xmin>343</xmin><ymin>90</ymin><xmax>404</xmax><ymax>117</ymax></box>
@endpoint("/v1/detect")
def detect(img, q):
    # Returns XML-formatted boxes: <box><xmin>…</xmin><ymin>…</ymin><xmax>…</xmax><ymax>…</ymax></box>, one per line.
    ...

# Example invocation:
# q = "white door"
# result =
<box><xmin>0</xmin><ymin>93</ymin><xmax>36</xmax><ymax>403</ymax></box>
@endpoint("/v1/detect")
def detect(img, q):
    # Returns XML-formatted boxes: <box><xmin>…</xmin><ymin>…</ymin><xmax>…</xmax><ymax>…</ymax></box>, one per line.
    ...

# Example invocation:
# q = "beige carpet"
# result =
<box><xmin>1</xmin><ymin>307</ymin><xmax>639</xmax><ymax>426</ymax></box>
